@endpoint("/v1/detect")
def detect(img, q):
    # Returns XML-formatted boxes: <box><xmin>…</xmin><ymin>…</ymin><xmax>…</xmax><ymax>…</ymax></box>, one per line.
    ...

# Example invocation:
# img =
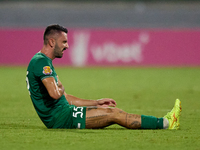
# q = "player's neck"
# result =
<box><xmin>40</xmin><ymin>45</ymin><xmax>55</xmax><ymax>60</ymax></box>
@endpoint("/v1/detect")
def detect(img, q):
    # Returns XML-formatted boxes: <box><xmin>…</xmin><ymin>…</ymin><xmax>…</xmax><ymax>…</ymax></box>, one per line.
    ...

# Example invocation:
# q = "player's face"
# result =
<box><xmin>54</xmin><ymin>32</ymin><xmax>69</xmax><ymax>58</ymax></box>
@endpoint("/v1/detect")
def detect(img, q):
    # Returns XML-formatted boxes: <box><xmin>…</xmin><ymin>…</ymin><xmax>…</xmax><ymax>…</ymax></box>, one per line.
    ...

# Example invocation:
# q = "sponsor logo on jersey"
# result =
<box><xmin>43</xmin><ymin>66</ymin><xmax>52</xmax><ymax>75</ymax></box>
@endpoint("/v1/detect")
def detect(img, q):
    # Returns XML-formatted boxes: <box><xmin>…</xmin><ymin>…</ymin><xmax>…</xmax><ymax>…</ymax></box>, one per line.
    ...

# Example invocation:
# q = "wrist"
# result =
<box><xmin>95</xmin><ymin>99</ymin><xmax>100</xmax><ymax>106</ymax></box>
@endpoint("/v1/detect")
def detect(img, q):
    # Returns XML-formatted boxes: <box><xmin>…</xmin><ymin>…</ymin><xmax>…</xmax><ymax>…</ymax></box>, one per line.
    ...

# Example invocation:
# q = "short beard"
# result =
<box><xmin>54</xmin><ymin>44</ymin><xmax>63</xmax><ymax>58</ymax></box>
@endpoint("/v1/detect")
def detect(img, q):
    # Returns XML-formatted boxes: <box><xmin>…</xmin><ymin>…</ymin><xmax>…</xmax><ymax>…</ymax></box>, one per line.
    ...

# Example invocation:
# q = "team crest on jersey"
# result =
<box><xmin>43</xmin><ymin>66</ymin><xmax>52</xmax><ymax>75</ymax></box>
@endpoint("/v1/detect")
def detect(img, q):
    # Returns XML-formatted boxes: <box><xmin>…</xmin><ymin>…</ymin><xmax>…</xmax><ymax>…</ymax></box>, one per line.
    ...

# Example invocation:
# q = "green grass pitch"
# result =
<box><xmin>0</xmin><ymin>66</ymin><xmax>200</xmax><ymax>150</ymax></box>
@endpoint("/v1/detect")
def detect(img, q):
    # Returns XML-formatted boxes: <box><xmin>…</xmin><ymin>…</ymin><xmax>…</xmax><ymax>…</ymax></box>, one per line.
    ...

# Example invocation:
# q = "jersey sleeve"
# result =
<box><xmin>34</xmin><ymin>58</ymin><xmax>54</xmax><ymax>81</ymax></box>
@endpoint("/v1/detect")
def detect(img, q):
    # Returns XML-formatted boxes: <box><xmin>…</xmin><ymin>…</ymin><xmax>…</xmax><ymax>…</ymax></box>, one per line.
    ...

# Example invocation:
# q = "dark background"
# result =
<box><xmin>0</xmin><ymin>0</ymin><xmax>200</xmax><ymax>28</ymax></box>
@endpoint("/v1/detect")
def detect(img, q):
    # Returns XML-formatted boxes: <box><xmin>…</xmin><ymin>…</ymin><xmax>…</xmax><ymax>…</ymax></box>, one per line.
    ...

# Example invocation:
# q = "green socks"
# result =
<box><xmin>141</xmin><ymin>115</ymin><xmax>164</xmax><ymax>129</ymax></box>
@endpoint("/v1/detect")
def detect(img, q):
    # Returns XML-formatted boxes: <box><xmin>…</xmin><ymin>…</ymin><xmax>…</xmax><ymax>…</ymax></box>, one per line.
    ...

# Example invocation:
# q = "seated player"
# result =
<box><xmin>26</xmin><ymin>24</ymin><xmax>181</xmax><ymax>130</ymax></box>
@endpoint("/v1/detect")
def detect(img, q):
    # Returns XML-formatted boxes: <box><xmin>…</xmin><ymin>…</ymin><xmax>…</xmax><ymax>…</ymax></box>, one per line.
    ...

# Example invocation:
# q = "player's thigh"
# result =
<box><xmin>86</xmin><ymin>106</ymin><xmax>115</xmax><ymax>117</ymax></box>
<box><xmin>85</xmin><ymin>107</ymin><xmax>117</xmax><ymax>129</ymax></box>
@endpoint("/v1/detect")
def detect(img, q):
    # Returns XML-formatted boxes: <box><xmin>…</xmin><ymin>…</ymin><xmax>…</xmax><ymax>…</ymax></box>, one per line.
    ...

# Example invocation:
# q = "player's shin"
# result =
<box><xmin>141</xmin><ymin>115</ymin><xmax>169</xmax><ymax>129</ymax></box>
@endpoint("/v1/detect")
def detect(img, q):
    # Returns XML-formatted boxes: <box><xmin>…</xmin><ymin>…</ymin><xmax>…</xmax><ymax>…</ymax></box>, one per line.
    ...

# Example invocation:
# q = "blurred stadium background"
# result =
<box><xmin>1</xmin><ymin>0</ymin><xmax>200</xmax><ymax>28</ymax></box>
<box><xmin>0</xmin><ymin>0</ymin><xmax>200</xmax><ymax>66</ymax></box>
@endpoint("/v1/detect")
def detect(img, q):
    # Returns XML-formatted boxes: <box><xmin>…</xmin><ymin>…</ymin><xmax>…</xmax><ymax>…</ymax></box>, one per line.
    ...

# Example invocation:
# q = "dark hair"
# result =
<box><xmin>43</xmin><ymin>24</ymin><xmax>68</xmax><ymax>45</ymax></box>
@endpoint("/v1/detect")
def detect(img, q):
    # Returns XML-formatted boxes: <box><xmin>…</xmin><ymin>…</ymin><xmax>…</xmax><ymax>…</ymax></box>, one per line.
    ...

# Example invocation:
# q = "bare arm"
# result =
<box><xmin>42</xmin><ymin>77</ymin><xmax>64</xmax><ymax>99</ymax></box>
<box><xmin>64</xmin><ymin>93</ymin><xmax>117</xmax><ymax>107</ymax></box>
<box><xmin>64</xmin><ymin>93</ymin><xmax>96</xmax><ymax>106</ymax></box>
<box><xmin>44</xmin><ymin>75</ymin><xmax>117</xmax><ymax>107</ymax></box>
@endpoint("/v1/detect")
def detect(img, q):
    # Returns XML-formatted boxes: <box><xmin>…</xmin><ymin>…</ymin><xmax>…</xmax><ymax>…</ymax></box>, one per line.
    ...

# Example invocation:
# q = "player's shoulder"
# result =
<box><xmin>33</xmin><ymin>52</ymin><xmax>47</xmax><ymax>61</ymax></box>
<box><xmin>28</xmin><ymin>52</ymin><xmax>51</xmax><ymax>70</ymax></box>
<box><xmin>30</xmin><ymin>52</ymin><xmax>49</xmax><ymax>64</ymax></box>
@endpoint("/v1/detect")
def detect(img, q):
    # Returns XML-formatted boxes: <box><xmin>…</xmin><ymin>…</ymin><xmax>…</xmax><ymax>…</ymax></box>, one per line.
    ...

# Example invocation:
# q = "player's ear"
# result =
<box><xmin>48</xmin><ymin>38</ymin><xmax>55</xmax><ymax>48</ymax></box>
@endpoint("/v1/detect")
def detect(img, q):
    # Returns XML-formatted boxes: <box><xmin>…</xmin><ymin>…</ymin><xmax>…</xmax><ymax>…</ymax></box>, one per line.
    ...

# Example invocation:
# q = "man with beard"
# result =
<box><xmin>26</xmin><ymin>24</ymin><xmax>181</xmax><ymax>130</ymax></box>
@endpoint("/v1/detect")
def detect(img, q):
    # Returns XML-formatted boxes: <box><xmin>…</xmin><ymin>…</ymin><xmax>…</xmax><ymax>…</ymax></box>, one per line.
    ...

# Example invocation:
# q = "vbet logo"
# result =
<box><xmin>71</xmin><ymin>31</ymin><xmax>149</xmax><ymax>66</ymax></box>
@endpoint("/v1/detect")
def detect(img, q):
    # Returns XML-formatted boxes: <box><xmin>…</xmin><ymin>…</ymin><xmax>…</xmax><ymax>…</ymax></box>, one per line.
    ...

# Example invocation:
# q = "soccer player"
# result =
<box><xmin>26</xmin><ymin>24</ymin><xmax>181</xmax><ymax>130</ymax></box>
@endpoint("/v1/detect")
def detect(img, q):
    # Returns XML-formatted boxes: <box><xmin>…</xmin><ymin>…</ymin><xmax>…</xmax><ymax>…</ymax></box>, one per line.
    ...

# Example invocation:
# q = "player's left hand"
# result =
<box><xmin>97</xmin><ymin>98</ymin><xmax>117</xmax><ymax>107</ymax></box>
